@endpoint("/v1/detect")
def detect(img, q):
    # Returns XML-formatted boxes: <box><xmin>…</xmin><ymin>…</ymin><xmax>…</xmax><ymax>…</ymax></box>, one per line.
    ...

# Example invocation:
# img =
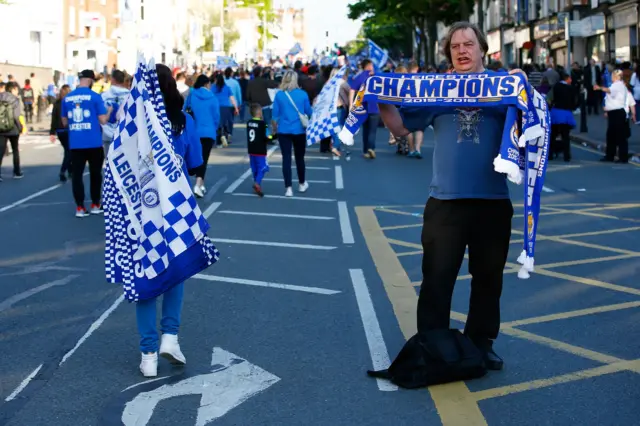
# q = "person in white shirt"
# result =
<box><xmin>595</xmin><ymin>69</ymin><xmax>630</xmax><ymax>163</ymax></box>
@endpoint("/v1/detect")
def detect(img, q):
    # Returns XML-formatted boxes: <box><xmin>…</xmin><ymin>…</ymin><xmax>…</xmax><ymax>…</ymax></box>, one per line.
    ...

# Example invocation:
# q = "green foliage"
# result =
<box><xmin>347</xmin><ymin>0</ymin><xmax>475</xmax><ymax>63</ymax></box>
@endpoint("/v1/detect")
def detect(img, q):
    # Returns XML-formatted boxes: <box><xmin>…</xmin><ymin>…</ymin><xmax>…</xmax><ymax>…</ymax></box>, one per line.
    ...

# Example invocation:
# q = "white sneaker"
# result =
<box><xmin>285</xmin><ymin>187</ymin><xmax>293</xmax><ymax>197</ymax></box>
<box><xmin>159</xmin><ymin>334</ymin><xmax>186</xmax><ymax>365</ymax></box>
<box><xmin>140</xmin><ymin>352</ymin><xmax>158</xmax><ymax>377</ymax></box>
<box><xmin>193</xmin><ymin>184</ymin><xmax>204</xmax><ymax>198</ymax></box>
<box><xmin>200</xmin><ymin>185</ymin><xmax>207</xmax><ymax>194</ymax></box>
<box><xmin>298</xmin><ymin>181</ymin><xmax>309</xmax><ymax>193</ymax></box>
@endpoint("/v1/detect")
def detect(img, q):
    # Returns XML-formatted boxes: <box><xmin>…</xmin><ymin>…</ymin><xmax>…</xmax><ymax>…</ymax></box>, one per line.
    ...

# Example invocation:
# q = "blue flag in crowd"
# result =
<box><xmin>306</xmin><ymin>65</ymin><xmax>347</xmax><ymax>145</ymax></box>
<box><xmin>217</xmin><ymin>56</ymin><xmax>238</xmax><ymax>69</ymax></box>
<box><xmin>287</xmin><ymin>42</ymin><xmax>303</xmax><ymax>56</ymax></box>
<box><xmin>367</xmin><ymin>39</ymin><xmax>388</xmax><ymax>71</ymax></box>
<box><xmin>104</xmin><ymin>53</ymin><xmax>220</xmax><ymax>302</ymax></box>
<box><xmin>338</xmin><ymin>73</ymin><xmax>550</xmax><ymax>278</ymax></box>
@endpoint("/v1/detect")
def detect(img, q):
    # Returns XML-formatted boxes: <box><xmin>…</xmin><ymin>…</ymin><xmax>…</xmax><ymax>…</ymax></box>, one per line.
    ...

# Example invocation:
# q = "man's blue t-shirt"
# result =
<box><xmin>61</xmin><ymin>87</ymin><xmax>107</xmax><ymax>149</ymax></box>
<box><xmin>401</xmin><ymin>105</ymin><xmax>510</xmax><ymax>200</ymax></box>
<box><xmin>349</xmin><ymin>70</ymin><xmax>379</xmax><ymax>114</ymax></box>
<box><xmin>213</xmin><ymin>84</ymin><xmax>233</xmax><ymax>107</ymax></box>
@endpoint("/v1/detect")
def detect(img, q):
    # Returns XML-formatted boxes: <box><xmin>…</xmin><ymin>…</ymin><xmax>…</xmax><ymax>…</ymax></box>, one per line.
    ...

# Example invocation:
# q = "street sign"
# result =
<box><xmin>100</xmin><ymin>347</ymin><xmax>280</xmax><ymax>426</ymax></box>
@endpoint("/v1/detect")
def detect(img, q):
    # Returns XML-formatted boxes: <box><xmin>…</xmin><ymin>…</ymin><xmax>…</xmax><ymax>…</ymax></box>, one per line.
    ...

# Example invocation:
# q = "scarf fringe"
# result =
<box><xmin>517</xmin><ymin>250</ymin><xmax>534</xmax><ymax>279</ymax></box>
<box><xmin>493</xmin><ymin>156</ymin><xmax>523</xmax><ymax>185</ymax></box>
<box><xmin>338</xmin><ymin>126</ymin><xmax>356</xmax><ymax>146</ymax></box>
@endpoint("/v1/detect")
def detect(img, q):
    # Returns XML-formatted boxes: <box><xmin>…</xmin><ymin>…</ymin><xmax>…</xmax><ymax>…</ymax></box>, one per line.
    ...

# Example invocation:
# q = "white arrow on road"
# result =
<box><xmin>121</xmin><ymin>347</ymin><xmax>280</xmax><ymax>426</ymax></box>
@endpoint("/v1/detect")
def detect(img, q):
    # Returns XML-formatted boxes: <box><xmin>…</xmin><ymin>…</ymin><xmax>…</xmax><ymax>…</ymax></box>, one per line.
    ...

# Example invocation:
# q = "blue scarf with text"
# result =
<box><xmin>339</xmin><ymin>72</ymin><xmax>550</xmax><ymax>278</ymax></box>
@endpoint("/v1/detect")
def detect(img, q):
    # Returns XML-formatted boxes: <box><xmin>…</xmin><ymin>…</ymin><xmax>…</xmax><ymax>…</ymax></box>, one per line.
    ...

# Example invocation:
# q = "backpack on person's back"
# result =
<box><xmin>0</xmin><ymin>100</ymin><xmax>15</xmax><ymax>133</ymax></box>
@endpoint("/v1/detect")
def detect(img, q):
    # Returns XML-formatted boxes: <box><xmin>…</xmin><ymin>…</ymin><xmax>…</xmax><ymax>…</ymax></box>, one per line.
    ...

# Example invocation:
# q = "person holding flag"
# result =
<box><xmin>103</xmin><ymin>58</ymin><xmax>220</xmax><ymax>377</ymax></box>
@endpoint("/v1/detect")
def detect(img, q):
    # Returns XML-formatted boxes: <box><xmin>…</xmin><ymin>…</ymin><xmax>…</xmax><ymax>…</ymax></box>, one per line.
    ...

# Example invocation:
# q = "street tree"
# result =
<box><xmin>348</xmin><ymin>0</ymin><xmax>475</xmax><ymax>66</ymax></box>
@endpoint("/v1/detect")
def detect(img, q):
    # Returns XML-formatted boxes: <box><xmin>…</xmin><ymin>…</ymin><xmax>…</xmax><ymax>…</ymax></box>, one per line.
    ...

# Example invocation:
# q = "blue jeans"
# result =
<box><xmin>332</xmin><ymin>107</ymin><xmax>347</xmax><ymax>150</ymax></box>
<box><xmin>136</xmin><ymin>282</ymin><xmax>184</xmax><ymax>353</ymax></box>
<box><xmin>363</xmin><ymin>113</ymin><xmax>380</xmax><ymax>153</ymax></box>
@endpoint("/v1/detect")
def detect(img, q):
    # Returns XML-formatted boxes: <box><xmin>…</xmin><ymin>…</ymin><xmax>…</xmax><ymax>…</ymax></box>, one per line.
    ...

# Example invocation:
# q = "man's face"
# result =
<box><xmin>364</xmin><ymin>62</ymin><xmax>374</xmax><ymax>73</ymax></box>
<box><xmin>10</xmin><ymin>87</ymin><xmax>19</xmax><ymax>96</ymax></box>
<box><xmin>409</xmin><ymin>66</ymin><xmax>419</xmax><ymax>73</ymax></box>
<box><xmin>450</xmin><ymin>28</ymin><xmax>484</xmax><ymax>73</ymax></box>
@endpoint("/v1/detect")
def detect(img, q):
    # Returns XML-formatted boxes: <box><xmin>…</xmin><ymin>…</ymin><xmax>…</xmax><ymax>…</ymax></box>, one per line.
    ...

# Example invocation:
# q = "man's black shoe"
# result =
<box><xmin>470</xmin><ymin>338</ymin><xmax>504</xmax><ymax>371</ymax></box>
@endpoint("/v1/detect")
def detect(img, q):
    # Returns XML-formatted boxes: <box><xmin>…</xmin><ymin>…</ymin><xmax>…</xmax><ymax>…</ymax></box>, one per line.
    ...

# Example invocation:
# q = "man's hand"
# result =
<box><xmin>50</xmin><ymin>134</ymin><xmax>56</xmax><ymax>143</ymax></box>
<box><xmin>509</xmin><ymin>68</ymin><xmax>528</xmax><ymax>82</ymax></box>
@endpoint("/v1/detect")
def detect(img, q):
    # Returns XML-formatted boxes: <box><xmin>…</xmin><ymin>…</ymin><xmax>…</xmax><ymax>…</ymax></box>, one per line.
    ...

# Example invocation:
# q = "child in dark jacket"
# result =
<box><xmin>246</xmin><ymin>103</ymin><xmax>270</xmax><ymax>197</ymax></box>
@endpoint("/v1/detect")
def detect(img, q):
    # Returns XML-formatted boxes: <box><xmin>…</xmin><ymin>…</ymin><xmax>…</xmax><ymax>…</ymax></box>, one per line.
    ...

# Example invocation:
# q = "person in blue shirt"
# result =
<box><xmin>61</xmin><ymin>69</ymin><xmax>110</xmax><ymax>218</ymax></box>
<box><xmin>210</xmin><ymin>73</ymin><xmax>239</xmax><ymax>146</ymax></box>
<box><xmin>224</xmin><ymin>67</ymin><xmax>242</xmax><ymax>126</ymax></box>
<box><xmin>271</xmin><ymin>70</ymin><xmax>312</xmax><ymax>197</ymax></box>
<box><xmin>137</xmin><ymin>63</ymin><xmax>204</xmax><ymax>377</ymax></box>
<box><xmin>349</xmin><ymin>59</ymin><xmax>379</xmax><ymax>159</ymax></box>
<box><xmin>184</xmin><ymin>74</ymin><xmax>220</xmax><ymax>198</ymax></box>
<box><xmin>378</xmin><ymin>22</ymin><xmax>528</xmax><ymax>372</ymax></box>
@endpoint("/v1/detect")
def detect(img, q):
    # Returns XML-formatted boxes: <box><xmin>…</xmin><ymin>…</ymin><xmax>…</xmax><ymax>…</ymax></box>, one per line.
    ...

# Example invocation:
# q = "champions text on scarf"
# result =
<box><xmin>338</xmin><ymin>72</ymin><xmax>550</xmax><ymax>279</ymax></box>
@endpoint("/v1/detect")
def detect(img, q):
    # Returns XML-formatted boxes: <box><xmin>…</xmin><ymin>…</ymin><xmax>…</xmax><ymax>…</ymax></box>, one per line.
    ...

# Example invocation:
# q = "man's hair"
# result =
<box><xmin>0</xmin><ymin>82</ymin><xmax>5</xmax><ymax>89</ymax></box>
<box><xmin>250</xmin><ymin>102</ymin><xmax>262</xmax><ymax>117</ymax></box>
<box><xmin>5</xmin><ymin>82</ymin><xmax>19</xmax><ymax>93</ymax></box>
<box><xmin>30</xmin><ymin>72</ymin><xmax>35</xmax><ymax>78</ymax></box>
<box><xmin>111</xmin><ymin>69</ymin><xmax>126</xmax><ymax>84</ymax></box>
<box><xmin>25</xmin><ymin>79</ymin><xmax>31</xmax><ymax>85</ymax></box>
<box><xmin>408</xmin><ymin>60</ymin><xmax>419</xmax><ymax>71</ymax></box>
<box><xmin>361</xmin><ymin>59</ymin><xmax>373</xmax><ymax>69</ymax></box>
<box><xmin>176</xmin><ymin>72</ymin><xmax>185</xmax><ymax>81</ymax></box>
<box><xmin>224</xmin><ymin>67</ymin><xmax>233</xmax><ymax>78</ymax></box>
<box><xmin>441</xmin><ymin>21</ymin><xmax>489</xmax><ymax>66</ymax></box>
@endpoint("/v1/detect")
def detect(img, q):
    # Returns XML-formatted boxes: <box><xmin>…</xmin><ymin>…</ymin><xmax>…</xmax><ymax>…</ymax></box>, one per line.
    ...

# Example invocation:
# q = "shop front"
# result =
<box><xmin>534</xmin><ymin>20</ymin><xmax>551</xmax><ymax>66</ymax></box>
<box><xmin>487</xmin><ymin>29</ymin><xmax>502</xmax><ymax>62</ymax></box>
<box><xmin>611</xmin><ymin>4</ymin><xmax>639</xmax><ymax>62</ymax></box>
<box><xmin>515</xmin><ymin>27</ymin><xmax>531</xmax><ymax>66</ymax></box>
<box><xmin>502</xmin><ymin>27</ymin><xmax>515</xmax><ymax>66</ymax></box>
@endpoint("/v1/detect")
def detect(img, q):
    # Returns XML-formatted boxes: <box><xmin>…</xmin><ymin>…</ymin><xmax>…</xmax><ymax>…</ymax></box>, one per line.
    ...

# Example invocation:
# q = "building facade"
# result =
<box><xmin>471</xmin><ymin>0</ymin><xmax>640</xmax><ymax>68</ymax></box>
<box><xmin>0</xmin><ymin>0</ymin><xmax>65</xmax><ymax>72</ymax></box>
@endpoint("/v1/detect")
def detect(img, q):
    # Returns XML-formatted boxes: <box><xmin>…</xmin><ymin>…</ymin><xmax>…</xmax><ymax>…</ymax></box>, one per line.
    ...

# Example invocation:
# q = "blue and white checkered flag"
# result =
<box><xmin>306</xmin><ymin>65</ymin><xmax>347</xmax><ymax>146</ymax></box>
<box><xmin>104</xmin><ymin>53</ymin><xmax>219</xmax><ymax>302</ymax></box>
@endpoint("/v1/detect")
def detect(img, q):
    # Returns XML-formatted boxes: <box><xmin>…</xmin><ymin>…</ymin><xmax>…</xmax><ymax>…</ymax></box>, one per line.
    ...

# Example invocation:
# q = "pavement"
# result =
<box><xmin>570</xmin><ymin>113</ymin><xmax>640</xmax><ymax>161</ymax></box>
<box><xmin>0</xmin><ymin>124</ymin><xmax>639</xmax><ymax>426</ymax></box>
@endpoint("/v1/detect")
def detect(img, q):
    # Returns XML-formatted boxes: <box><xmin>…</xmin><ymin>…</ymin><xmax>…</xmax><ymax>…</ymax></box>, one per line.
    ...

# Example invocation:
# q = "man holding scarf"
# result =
<box><xmin>378</xmin><ymin>22</ymin><xmax>527</xmax><ymax>370</ymax></box>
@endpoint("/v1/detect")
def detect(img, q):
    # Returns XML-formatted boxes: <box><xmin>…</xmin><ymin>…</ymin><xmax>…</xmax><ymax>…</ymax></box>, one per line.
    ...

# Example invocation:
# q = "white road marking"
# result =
<box><xmin>0</xmin><ymin>275</ymin><xmax>79</xmax><ymax>313</ymax></box>
<box><xmin>194</xmin><ymin>274</ymin><xmax>341</xmax><ymax>295</ymax></box>
<box><xmin>5</xmin><ymin>364</ymin><xmax>43</xmax><ymax>401</ymax></box>
<box><xmin>338</xmin><ymin>201</ymin><xmax>355</xmax><ymax>244</ymax></box>
<box><xmin>349</xmin><ymin>269</ymin><xmax>397</xmax><ymax>392</ymax></box>
<box><xmin>219</xmin><ymin>210</ymin><xmax>334</xmax><ymax>220</ymax></box>
<box><xmin>224</xmin><ymin>145</ymin><xmax>278</xmax><ymax>194</ymax></box>
<box><xmin>224</xmin><ymin>169</ymin><xmax>252</xmax><ymax>194</ymax></box>
<box><xmin>59</xmin><ymin>294</ymin><xmax>124</xmax><ymax>366</ymax></box>
<box><xmin>269</xmin><ymin>165</ymin><xmax>330</xmax><ymax>170</ymax></box>
<box><xmin>542</xmin><ymin>185</ymin><xmax>554</xmax><ymax>193</ymax></box>
<box><xmin>212</xmin><ymin>238</ymin><xmax>336</xmax><ymax>250</ymax></box>
<box><xmin>203</xmin><ymin>201</ymin><xmax>222</xmax><ymax>219</ymax></box>
<box><xmin>261</xmin><ymin>178</ymin><xmax>331</xmax><ymax>184</ymax></box>
<box><xmin>0</xmin><ymin>172</ymin><xmax>89</xmax><ymax>214</ymax></box>
<box><xmin>0</xmin><ymin>183</ymin><xmax>63</xmax><ymax>213</ymax></box>
<box><xmin>232</xmin><ymin>193</ymin><xmax>336</xmax><ymax>202</ymax></box>
<box><xmin>121</xmin><ymin>347</ymin><xmax>280</xmax><ymax>426</ymax></box>
<box><xmin>335</xmin><ymin>165</ymin><xmax>344</xmax><ymax>190</ymax></box>
<box><xmin>333</xmin><ymin>155</ymin><xmax>339</xmax><ymax>161</ymax></box>
<box><xmin>577</xmin><ymin>188</ymin><xmax>586</xmax><ymax>192</ymax></box>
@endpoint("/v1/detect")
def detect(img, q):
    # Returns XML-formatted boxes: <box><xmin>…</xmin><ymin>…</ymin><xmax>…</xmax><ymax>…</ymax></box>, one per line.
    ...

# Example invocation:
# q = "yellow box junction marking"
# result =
<box><xmin>356</xmin><ymin>202</ymin><xmax>640</xmax><ymax>426</ymax></box>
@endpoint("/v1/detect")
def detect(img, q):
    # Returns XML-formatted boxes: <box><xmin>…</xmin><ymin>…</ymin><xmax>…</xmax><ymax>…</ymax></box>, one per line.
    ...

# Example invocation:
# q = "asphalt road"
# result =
<box><xmin>0</xmin><ymin>126</ymin><xmax>639</xmax><ymax>426</ymax></box>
